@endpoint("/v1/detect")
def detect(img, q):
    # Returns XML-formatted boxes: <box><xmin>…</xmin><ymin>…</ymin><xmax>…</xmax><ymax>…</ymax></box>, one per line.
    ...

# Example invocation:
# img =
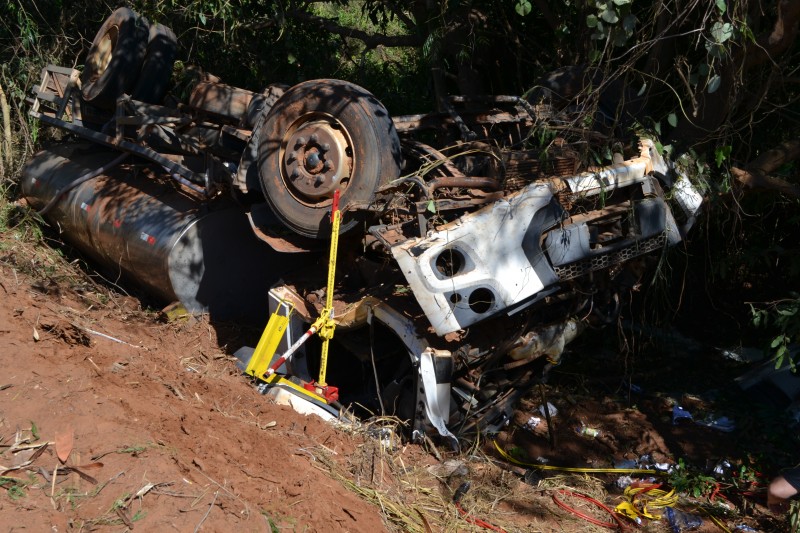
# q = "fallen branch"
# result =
<box><xmin>732</xmin><ymin>138</ymin><xmax>800</xmax><ymax>197</ymax></box>
<box><xmin>731</xmin><ymin>168</ymin><xmax>800</xmax><ymax>197</ymax></box>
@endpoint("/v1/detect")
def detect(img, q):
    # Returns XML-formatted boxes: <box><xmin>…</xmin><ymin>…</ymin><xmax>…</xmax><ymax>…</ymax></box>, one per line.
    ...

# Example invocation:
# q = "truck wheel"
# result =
<box><xmin>80</xmin><ymin>7</ymin><xmax>149</xmax><ymax>108</ymax></box>
<box><xmin>257</xmin><ymin>79</ymin><xmax>402</xmax><ymax>239</ymax></box>
<box><xmin>131</xmin><ymin>23</ymin><xmax>177</xmax><ymax>104</ymax></box>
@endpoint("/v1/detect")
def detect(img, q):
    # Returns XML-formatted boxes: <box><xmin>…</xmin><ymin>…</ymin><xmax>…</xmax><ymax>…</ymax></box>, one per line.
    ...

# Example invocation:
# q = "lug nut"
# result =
<box><xmin>287</xmin><ymin>151</ymin><xmax>297</xmax><ymax>162</ymax></box>
<box><xmin>306</xmin><ymin>152</ymin><xmax>320</xmax><ymax>168</ymax></box>
<box><xmin>309</xmin><ymin>133</ymin><xmax>318</xmax><ymax>144</ymax></box>
<box><xmin>295</xmin><ymin>136</ymin><xmax>306</xmax><ymax>147</ymax></box>
<box><xmin>320</xmin><ymin>143</ymin><xmax>330</xmax><ymax>153</ymax></box>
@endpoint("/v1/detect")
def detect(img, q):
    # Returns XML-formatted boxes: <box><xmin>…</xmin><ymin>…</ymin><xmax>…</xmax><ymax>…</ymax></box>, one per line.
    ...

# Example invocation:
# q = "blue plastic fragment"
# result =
<box><xmin>672</xmin><ymin>405</ymin><xmax>693</xmax><ymax>424</ymax></box>
<box><xmin>665</xmin><ymin>507</ymin><xmax>703</xmax><ymax>532</ymax></box>
<box><xmin>696</xmin><ymin>415</ymin><xmax>736</xmax><ymax>432</ymax></box>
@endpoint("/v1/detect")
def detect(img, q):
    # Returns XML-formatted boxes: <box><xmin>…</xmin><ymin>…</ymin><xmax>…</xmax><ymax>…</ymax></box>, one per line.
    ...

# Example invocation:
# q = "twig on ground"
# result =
<box><xmin>193</xmin><ymin>490</ymin><xmax>219</xmax><ymax>533</ymax></box>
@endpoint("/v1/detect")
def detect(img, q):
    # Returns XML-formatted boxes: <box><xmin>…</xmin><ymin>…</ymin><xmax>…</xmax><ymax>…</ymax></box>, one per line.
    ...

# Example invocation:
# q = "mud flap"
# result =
<box><xmin>414</xmin><ymin>348</ymin><xmax>459</xmax><ymax>450</ymax></box>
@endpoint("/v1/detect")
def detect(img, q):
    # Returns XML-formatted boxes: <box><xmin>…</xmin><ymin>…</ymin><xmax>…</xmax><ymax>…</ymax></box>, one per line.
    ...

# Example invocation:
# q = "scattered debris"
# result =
<box><xmin>665</xmin><ymin>506</ymin><xmax>703</xmax><ymax>532</ymax></box>
<box><xmin>523</xmin><ymin>416</ymin><xmax>541</xmax><ymax>430</ymax></box>
<box><xmin>672</xmin><ymin>405</ymin><xmax>693</xmax><ymax>424</ymax></box>
<box><xmin>538</xmin><ymin>402</ymin><xmax>558</xmax><ymax>419</ymax></box>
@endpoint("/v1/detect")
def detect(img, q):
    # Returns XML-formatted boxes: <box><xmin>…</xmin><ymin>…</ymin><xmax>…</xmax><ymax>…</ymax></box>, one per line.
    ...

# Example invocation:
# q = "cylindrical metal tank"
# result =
<box><xmin>21</xmin><ymin>142</ymin><xmax>306</xmax><ymax>322</ymax></box>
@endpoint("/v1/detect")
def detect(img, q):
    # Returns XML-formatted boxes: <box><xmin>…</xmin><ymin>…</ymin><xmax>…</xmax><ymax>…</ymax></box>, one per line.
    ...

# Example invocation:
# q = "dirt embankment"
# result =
<box><xmin>0</xmin><ymin>247</ymin><xmax>387</xmax><ymax>531</ymax></box>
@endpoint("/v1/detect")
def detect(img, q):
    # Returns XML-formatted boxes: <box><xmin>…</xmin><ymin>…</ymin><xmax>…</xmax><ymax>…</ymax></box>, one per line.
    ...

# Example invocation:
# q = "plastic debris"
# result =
<box><xmin>538</xmin><ymin>402</ymin><xmax>558</xmax><ymax>418</ymax></box>
<box><xmin>615</xmin><ymin>501</ymin><xmax>643</xmax><ymax>525</ymax></box>
<box><xmin>654</xmin><ymin>462</ymin><xmax>675</xmax><ymax>473</ymax></box>
<box><xmin>523</xmin><ymin>416</ymin><xmax>541</xmax><ymax>430</ymax></box>
<box><xmin>672</xmin><ymin>405</ymin><xmax>693</xmax><ymax>424</ymax></box>
<box><xmin>719</xmin><ymin>346</ymin><xmax>765</xmax><ymax>363</ymax></box>
<box><xmin>733</xmin><ymin>524</ymin><xmax>757</xmax><ymax>532</ymax></box>
<box><xmin>615</xmin><ymin>475</ymin><xmax>635</xmax><ymax>489</ymax></box>
<box><xmin>427</xmin><ymin>459</ymin><xmax>468</xmax><ymax>478</ymax></box>
<box><xmin>576</xmin><ymin>425</ymin><xmax>601</xmax><ymax>438</ymax></box>
<box><xmin>712</xmin><ymin>459</ymin><xmax>732</xmax><ymax>477</ymax></box>
<box><xmin>665</xmin><ymin>507</ymin><xmax>703</xmax><ymax>532</ymax></box>
<box><xmin>696</xmin><ymin>415</ymin><xmax>736</xmax><ymax>432</ymax></box>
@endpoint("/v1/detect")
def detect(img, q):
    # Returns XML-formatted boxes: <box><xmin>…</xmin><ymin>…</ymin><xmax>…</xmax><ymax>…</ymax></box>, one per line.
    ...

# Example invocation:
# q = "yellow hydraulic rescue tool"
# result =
<box><xmin>244</xmin><ymin>190</ymin><xmax>342</xmax><ymax>403</ymax></box>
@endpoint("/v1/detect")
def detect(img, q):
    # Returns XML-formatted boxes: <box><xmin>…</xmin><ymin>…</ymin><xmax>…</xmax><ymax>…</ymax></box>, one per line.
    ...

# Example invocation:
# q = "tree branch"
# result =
<box><xmin>731</xmin><ymin>138</ymin><xmax>800</xmax><ymax>197</ymax></box>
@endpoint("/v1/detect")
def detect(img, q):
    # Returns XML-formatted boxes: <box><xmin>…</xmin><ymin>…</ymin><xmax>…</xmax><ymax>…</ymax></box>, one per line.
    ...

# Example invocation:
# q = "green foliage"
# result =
<box><xmin>751</xmin><ymin>295</ymin><xmax>800</xmax><ymax>370</ymax></box>
<box><xmin>585</xmin><ymin>0</ymin><xmax>637</xmax><ymax>52</ymax></box>
<box><xmin>790</xmin><ymin>500</ymin><xmax>800</xmax><ymax>533</ymax></box>
<box><xmin>669</xmin><ymin>459</ymin><xmax>718</xmax><ymax>498</ymax></box>
<box><xmin>514</xmin><ymin>0</ymin><xmax>532</xmax><ymax>17</ymax></box>
<box><xmin>1</xmin><ymin>477</ymin><xmax>28</xmax><ymax>501</ymax></box>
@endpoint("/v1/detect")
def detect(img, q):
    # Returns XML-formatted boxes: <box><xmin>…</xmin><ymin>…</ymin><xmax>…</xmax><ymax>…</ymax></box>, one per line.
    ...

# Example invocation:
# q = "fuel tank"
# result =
<box><xmin>21</xmin><ymin>142</ymin><xmax>304</xmax><ymax>322</ymax></box>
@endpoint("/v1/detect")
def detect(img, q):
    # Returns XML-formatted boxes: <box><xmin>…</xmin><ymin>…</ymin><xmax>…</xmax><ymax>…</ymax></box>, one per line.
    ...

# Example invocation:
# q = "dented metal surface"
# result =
<box><xmin>24</xmin><ymin>9</ymin><xmax>705</xmax><ymax>442</ymax></box>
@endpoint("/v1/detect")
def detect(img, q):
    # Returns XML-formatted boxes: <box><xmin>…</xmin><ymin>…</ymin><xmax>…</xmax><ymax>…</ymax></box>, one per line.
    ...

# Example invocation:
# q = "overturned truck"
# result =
<box><xmin>22</xmin><ymin>8</ymin><xmax>703</xmax><ymax>444</ymax></box>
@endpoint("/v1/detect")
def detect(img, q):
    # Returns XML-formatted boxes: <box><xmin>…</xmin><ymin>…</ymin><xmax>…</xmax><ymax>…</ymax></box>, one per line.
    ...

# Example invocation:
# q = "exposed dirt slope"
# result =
<box><xmin>0</xmin><ymin>244</ymin><xmax>386</xmax><ymax>532</ymax></box>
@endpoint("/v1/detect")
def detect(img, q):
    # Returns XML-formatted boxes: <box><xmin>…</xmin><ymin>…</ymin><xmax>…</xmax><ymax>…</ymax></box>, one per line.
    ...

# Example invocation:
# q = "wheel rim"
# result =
<box><xmin>86</xmin><ymin>26</ymin><xmax>119</xmax><ymax>84</ymax></box>
<box><xmin>280</xmin><ymin>113</ymin><xmax>353</xmax><ymax>206</ymax></box>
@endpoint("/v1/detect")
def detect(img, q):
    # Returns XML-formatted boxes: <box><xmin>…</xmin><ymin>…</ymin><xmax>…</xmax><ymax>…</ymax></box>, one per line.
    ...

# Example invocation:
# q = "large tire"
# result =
<box><xmin>80</xmin><ymin>7</ymin><xmax>149</xmax><ymax>108</ymax></box>
<box><xmin>257</xmin><ymin>79</ymin><xmax>402</xmax><ymax>239</ymax></box>
<box><xmin>131</xmin><ymin>23</ymin><xmax>177</xmax><ymax>104</ymax></box>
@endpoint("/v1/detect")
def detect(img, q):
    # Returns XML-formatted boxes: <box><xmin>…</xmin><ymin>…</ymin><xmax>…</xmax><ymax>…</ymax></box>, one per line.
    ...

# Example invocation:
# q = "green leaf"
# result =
<box><xmin>707</xmin><ymin>74</ymin><xmax>721</xmax><ymax>94</ymax></box>
<box><xmin>613</xmin><ymin>0</ymin><xmax>631</xmax><ymax>4</ymax></box>
<box><xmin>622</xmin><ymin>14</ymin><xmax>637</xmax><ymax>33</ymax></box>
<box><xmin>711</xmin><ymin>21</ymin><xmax>733</xmax><ymax>43</ymax></box>
<box><xmin>667</xmin><ymin>113</ymin><xmax>678</xmax><ymax>127</ymax></box>
<box><xmin>586</xmin><ymin>14</ymin><xmax>598</xmax><ymax>28</ymax></box>
<box><xmin>637</xmin><ymin>82</ymin><xmax>647</xmax><ymax>96</ymax></box>
<box><xmin>426</xmin><ymin>200</ymin><xmax>436</xmax><ymax>213</ymax></box>
<box><xmin>771</xmin><ymin>335</ymin><xmax>785</xmax><ymax>348</ymax></box>
<box><xmin>30</xmin><ymin>421</ymin><xmax>39</xmax><ymax>440</ymax></box>
<box><xmin>515</xmin><ymin>0</ymin><xmax>532</xmax><ymax>16</ymax></box>
<box><xmin>715</xmin><ymin>145</ymin><xmax>731</xmax><ymax>167</ymax></box>
<box><xmin>198</xmin><ymin>12</ymin><xmax>206</xmax><ymax>25</ymax></box>
<box><xmin>715</xmin><ymin>0</ymin><xmax>727</xmax><ymax>12</ymax></box>
<box><xmin>600</xmin><ymin>8</ymin><xmax>619</xmax><ymax>24</ymax></box>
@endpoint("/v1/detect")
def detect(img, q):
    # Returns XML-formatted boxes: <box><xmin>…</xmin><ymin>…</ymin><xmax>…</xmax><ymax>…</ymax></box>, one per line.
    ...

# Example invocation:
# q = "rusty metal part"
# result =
<box><xmin>30</xmin><ymin>106</ymin><xmax>205</xmax><ymax>192</ymax></box>
<box><xmin>430</xmin><ymin>176</ymin><xmax>501</xmax><ymax>193</ymax></box>
<box><xmin>21</xmin><ymin>143</ymin><xmax>305</xmax><ymax>321</ymax></box>
<box><xmin>188</xmin><ymin>80</ymin><xmax>256</xmax><ymax>125</ymax></box>
<box><xmin>282</xmin><ymin>115</ymin><xmax>352</xmax><ymax>201</ymax></box>
<box><xmin>246</xmin><ymin>202</ymin><xmax>325</xmax><ymax>254</ymax></box>
<box><xmin>378</xmin><ymin>175</ymin><xmax>501</xmax><ymax>201</ymax></box>
<box><xmin>392</xmin><ymin>109</ymin><xmax>532</xmax><ymax>134</ymax></box>
<box><xmin>403</xmin><ymin>140</ymin><xmax>464</xmax><ymax>178</ymax></box>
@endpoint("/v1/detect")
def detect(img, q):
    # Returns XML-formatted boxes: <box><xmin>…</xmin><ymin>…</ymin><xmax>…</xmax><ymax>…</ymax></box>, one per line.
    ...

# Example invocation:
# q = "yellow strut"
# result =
<box><xmin>316</xmin><ymin>190</ymin><xmax>342</xmax><ymax>387</ymax></box>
